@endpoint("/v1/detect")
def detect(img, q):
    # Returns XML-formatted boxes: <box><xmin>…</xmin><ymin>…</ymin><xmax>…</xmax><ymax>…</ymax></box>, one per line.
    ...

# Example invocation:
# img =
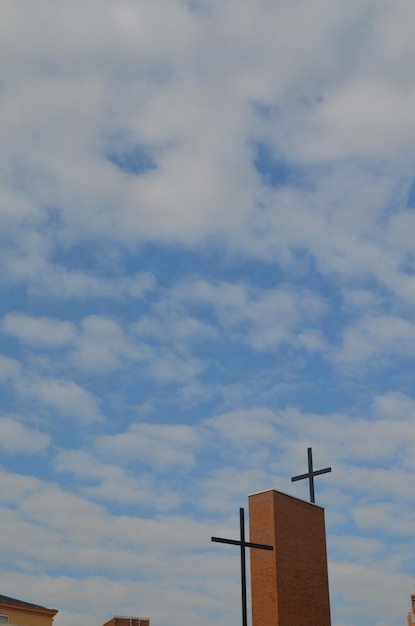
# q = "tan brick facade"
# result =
<box><xmin>0</xmin><ymin>595</ymin><xmax>58</xmax><ymax>626</ymax></box>
<box><xmin>249</xmin><ymin>489</ymin><xmax>331</xmax><ymax>626</ymax></box>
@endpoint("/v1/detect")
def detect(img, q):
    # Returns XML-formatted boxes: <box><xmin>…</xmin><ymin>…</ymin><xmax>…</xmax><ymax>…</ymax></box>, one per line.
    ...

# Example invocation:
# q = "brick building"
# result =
<box><xmin>102</xmin><ymin>616</ymin><xmax>149</xmax><ymax>626</ymax></box>
<box><xmin>248</xmin><ymin>489</ymin><xmax>331</xmax><ymax>626</ymax></box>
<box><xmin>407</xmin><ymin>594</ymin><xmax>415</xmax><ymax>625</ymax></box>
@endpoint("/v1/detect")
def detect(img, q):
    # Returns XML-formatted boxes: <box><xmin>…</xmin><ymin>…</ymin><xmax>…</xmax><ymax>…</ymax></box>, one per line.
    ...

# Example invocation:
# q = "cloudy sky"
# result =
<box><xmin>1</xmin><ymin>1</ymin><xmax>415</xmax><ymax>625</ymax></box>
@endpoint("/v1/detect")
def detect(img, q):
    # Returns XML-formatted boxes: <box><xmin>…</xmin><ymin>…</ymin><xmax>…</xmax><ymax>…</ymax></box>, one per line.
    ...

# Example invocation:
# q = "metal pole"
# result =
<box><xmin>240</xmin><ymin>507</ymin><xmax>247</xmax><ymax>626</ymax></box>
<box><xmin>308</xmin><ymin>447</ymin><xmax>315</xmax><ymax>503</ymax></box>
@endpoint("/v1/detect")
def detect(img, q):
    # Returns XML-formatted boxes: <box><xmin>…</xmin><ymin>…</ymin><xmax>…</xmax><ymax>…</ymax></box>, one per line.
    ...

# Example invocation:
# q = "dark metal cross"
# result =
<box><xmin>211</xmin><ymin>507</ymin><xmax>273</xmax><ymax>626</ymax></box>
<box><xmin>291</xmin><ymin>447</ymin><xmax>332</xmax><ymax>503</ymax></box>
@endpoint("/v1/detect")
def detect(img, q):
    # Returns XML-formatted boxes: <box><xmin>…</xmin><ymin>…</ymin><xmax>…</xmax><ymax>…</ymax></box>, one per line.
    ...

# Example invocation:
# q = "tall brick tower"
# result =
<box><xmin>248</xmin><ymin>489</ymin><xmax>331</xmax><ymax>626</ymax></box>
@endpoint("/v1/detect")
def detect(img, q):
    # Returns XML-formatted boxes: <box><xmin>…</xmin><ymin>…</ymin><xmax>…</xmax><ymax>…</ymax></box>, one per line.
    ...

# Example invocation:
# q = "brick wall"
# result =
<box><xmin>101</xmin><ymin>617</ymin><xmax>150</xmax><ymax>626</ymax></box>
<box><xmin>249</xmin><ymin>489</ymin><xmax>331</xmax><ymax>626</ymax></box>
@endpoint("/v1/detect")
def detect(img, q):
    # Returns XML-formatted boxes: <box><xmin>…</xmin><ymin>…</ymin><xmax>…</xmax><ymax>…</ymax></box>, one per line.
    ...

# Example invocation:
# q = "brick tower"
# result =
<box><xmin>248</xmin><ymin>489</ymin><xmax>331</xmax><ymax>626</ymax></box>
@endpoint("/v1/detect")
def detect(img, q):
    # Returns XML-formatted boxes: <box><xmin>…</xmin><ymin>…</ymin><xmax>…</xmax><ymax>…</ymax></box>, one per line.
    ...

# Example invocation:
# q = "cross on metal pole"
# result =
<box><xmin>291</xmin><ymin>446</ymin><xmax>332</xmax><ymax>503</ymax></box>
<box><xmin>211</xmin><ymin>507</ymin><xmax>273</xmax><ymax>626</ymax></box>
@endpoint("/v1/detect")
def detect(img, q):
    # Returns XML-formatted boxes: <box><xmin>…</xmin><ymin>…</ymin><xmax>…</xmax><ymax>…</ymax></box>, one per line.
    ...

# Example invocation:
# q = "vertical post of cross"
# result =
<box><xmin>239</xmin><ymin>507</ymin><xmax>247</xmax><ymax>626</ymax></box>
<box><xmin>211</xmin><ymin>507</ymin><xmax>273</xmax><ymax>626</ymax></box>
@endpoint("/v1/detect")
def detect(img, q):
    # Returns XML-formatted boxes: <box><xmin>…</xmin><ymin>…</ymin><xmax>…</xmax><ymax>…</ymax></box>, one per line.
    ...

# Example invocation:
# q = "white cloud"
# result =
<box><xmin>0</xmin><ymin>0</ymin><xmax>411</xmax><ymax>273</ymax></box>
<box><xmin>1</xmin><ymin>307</ymin><xmax>209</xmax><ymax>385</ymax></box>
<box><xmin>17</xmin><ymin>376</ymin><xmax>103</xmax><ymax>422</ymax></box>
<box><xmin>70</xmin><ymin>316</ymin><xmax>143</xmax><ymax>371</ymax></box>
<box><xmin>144</xmin><ymin>349</ymin><xmax>205</xmax><ymax>383</ymax></box>
<box><xmin>198</xmin><ymin>466</ymin><xmax>273</xmax><ymax>514</ymax></box>
<box><xmin>373</xmin><ymin>390</ymin><xmax>415</xmax><ymax>419</ymax></box>
<box><xmin>334</xmin><ymin>314</ymin><xmax>415</xmax><ymax>364</ymax></box>
<box><xmin>0</xmin><ymin>416</ymin><xmax>51</xmax><ymax>454</ymax></box>
<box><xmin>0</xmin><ymin>468</ymin><xmax>238</xmax><ymax>622</ymax></box>
<box><xmin>0</xmin><ymin>0</ymin><xmax>413</xmax><ymax>354</ymax></box>
<box><xmin>329</xmin><ymin>560</ymin><xmax>412</xmax><ymax>626</ymax></box>
<box><xmin>133</xmin><ymin>313</ymin><xmax>217</xmax><ymax>347</ymax></box>
<box><xmin>352</xmin><ymin>501</ymin><xmax>415</xmax><ymax>535</ymax></box>
<box><xmin>0</xmin><ymin>569</ymin><xmax>238</xmax><ymax>626</ymax></box>
<box><xmin>174</xmin><ymin>279</ymin><xmax>326</xmax><ymax>351</ymax></box>
<box><xmin>295</xmin><ymin>79</ymin><xmax>415</xmax><ymax>161</ymax></box>
<box><xmin>34</xmin><ymin>269</ymin><xmax>156</xmax><ymax>300</ymax></box>
<box><xmin>2</xmin><ymin>313</ymin><xmax>76</xmax><ymax>348</ymax></box>
<box><xmin>54</xmin><ymin>450</ymin><xmax>180</xmax><ymax>509</ymax></box>
<box><xmin>206</xmin><ymin>408</ymin><xmax>277</xmax><ymax>457</ymax></box>
<box><xmin>0</xmin><ymin>353</ymin><xmax>21</xmax><ymax>381</ymax></box>
<box><xmin>95</xmin><ymin>422</ymin><xmax>200</xmax><ymax>468</ymax></box>
<box><xmin>7</xmin><ymin>263</ymin><xmax>156</xmax><ymax>300</ymax></box>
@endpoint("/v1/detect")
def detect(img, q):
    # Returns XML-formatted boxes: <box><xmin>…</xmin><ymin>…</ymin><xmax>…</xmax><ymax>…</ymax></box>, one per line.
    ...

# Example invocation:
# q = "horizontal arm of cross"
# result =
<box><xmin>291</xmin><ymin>472</ymin><xmax>309</xmax><ymax>482</ymax></box>
<box><xmin>313</xmin><ymin>467</ymin><xmax>332</xmax><ymax>477</ymax></box>
<box><xmin>211</xmin><ymin>536</ymin><xmax>273</xmax><ymax>550</ymax></box>
<box><xmin>291</xmin><ymin>466</ymin><xmax>331</xmax><ymax>482</ymax></box>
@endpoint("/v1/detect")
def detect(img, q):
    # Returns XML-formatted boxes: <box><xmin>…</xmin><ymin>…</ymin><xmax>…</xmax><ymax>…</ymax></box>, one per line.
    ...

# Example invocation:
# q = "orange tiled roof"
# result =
<box><xmin>0</xmin><ymin>595</ymin><xmax>58</xmax><ymax>615</ymax></box>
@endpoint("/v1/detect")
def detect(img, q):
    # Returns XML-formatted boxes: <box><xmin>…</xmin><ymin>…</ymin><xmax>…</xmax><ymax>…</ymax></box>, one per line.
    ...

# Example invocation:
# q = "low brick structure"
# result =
<box><xmin>102</xmin><ymin>617</ymin><xmax>149</xmax><ymax>626</ymax></box>
<box><xmin>407</xmin><ymin>593</ymin><xmax>415</xmax><ymax>625</ymax></box>
<box><xmin>249</xmin><ymin>489</ymin><xmax>331</xmax><ymax>626</ymax></box>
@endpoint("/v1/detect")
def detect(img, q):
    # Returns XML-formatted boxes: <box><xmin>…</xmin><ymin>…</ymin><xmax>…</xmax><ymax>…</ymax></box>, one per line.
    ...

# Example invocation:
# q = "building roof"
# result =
<box><xmin>0</xmin><ymin>595</ymin><xmax>58</xmax><ymax>616</ymax></box>
<box><xmin>247</xmin><ymin>487</ymin><xmax>325</xmax><ymax>509</ymax></box>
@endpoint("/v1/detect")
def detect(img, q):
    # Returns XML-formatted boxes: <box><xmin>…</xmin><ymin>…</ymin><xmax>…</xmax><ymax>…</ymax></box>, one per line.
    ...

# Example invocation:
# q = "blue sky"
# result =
<box><xmin>1</xmin><ymin>1</ymin><xmax>415</xmax><ymax>625</ymax></box>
